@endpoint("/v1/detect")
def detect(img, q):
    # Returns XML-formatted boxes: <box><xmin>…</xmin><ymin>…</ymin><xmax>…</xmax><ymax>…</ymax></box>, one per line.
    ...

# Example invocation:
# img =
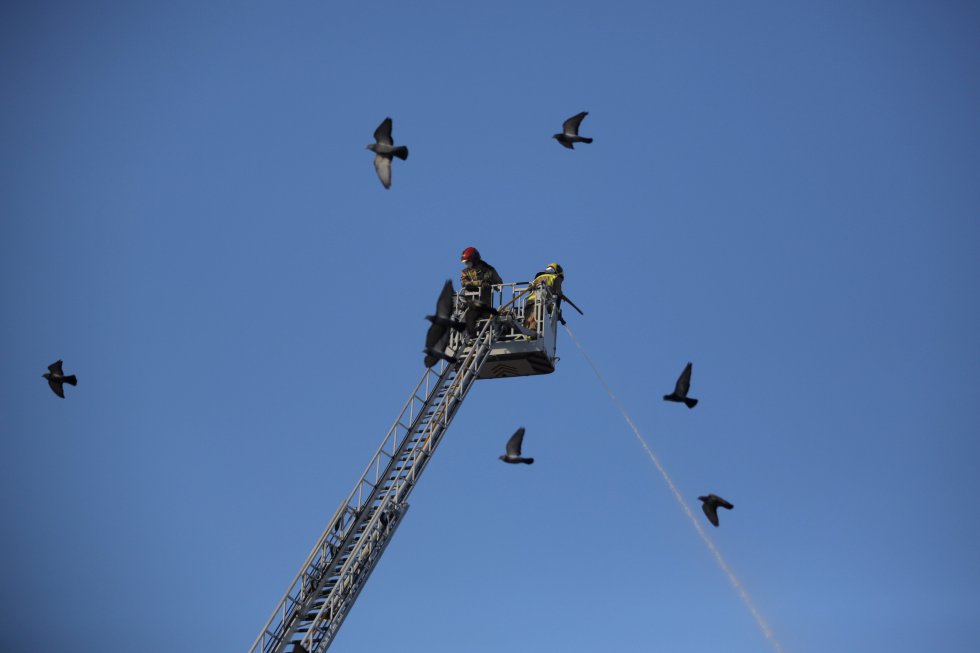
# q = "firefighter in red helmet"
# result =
<box><xmin>459</xmin><ymin>247</ymin><xmax>502</xmax><ymax>337</ymax></box>
<box><xmin>460</xmin><ymin>247</ymin><xmax>502</xmax><ymax>304</ymax></box>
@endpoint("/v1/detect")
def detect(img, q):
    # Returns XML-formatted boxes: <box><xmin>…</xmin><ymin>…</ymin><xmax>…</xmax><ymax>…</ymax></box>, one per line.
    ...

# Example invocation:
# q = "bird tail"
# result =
<box><xmin>580</xmin><ymin>137</ymin><xmax>593</xmax><ymax>144</ymax></box>
<box><xmin>523</xmin><ymin>458</ymin><xmax>534</xmax><ymax>465</ymax></box>
<box><xmin>423</xmin><ymin>348</ymin><xmax>456</xmax><ymax>366</ymax></box>
<box><xmin>392</xmin><ymin>146</ymin><xmax>409</xmax><ymax>160</ymax></box>
<box><xmin>684</xmin><ymin>397</ymin><xmax>698</xmax><ymax>409</ymax></box>
<box><xmin>64</xmin><ymin>375</ymin><xmax>78</xmax><ymax>386</ymax></box>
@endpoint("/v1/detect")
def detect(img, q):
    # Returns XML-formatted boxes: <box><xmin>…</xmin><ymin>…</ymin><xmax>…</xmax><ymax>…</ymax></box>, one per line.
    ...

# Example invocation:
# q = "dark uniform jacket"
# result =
<box><xmin>461</xmin><ymin>260</ymin><xmax>502</xmax><ymax>305</ymax></box>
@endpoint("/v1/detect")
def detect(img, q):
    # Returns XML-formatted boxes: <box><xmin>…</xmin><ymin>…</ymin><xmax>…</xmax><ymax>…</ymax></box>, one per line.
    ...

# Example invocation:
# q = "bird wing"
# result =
<box><xmin>48</xmin><ymin>359</ymin><xmax>64</xmax><ymax>375</ymax></box>
<box><xmin>562</xmin><ymin>111</ymin><xmax>588</xmax><ymax>135</ymax></box>
<box><xmin>424</xmin><ymin>321</ymin><xmax>447</xmax><ymax>351</ymax></box>
<box><xmin>716</xmin><ymin>496</ymin><xmax>734</xmax><ymax>510</ymax></box>
<box><xmin>505</xmin><ymin>427</ymin><xmax>526</xmax><ymax>456</ymax></box>
<box><xmin>47</xmin><ymin>378</ymin><xmax>65</xmax><ymax>398</ymax></box>
<box><xmin>373</xmin><ymin>154</ymin><xmax>392</xmax><ymax>189</ymax></box>
<box><xmin>674</xmin><ymin>362</ymin><xmax>692</xmax><ymax>396</ymax></box>
<box><xmin>701</xmin><ymin>501</ymin><xmax>719</xmax><ymax>527</ymax></box>
<box><xmin>373</xmin><ymin>117</ymin><xmax>394</xmax><ymax>146</ymax></box>
<box><xmin>424</xmin><ymin>333</ymin><xmax>454</xmax><ymax>367</ymax></box>
<box><xmin>436</xmin><ymin>280</ymin><xmax>455</xmax><ymax>319</ymax></box>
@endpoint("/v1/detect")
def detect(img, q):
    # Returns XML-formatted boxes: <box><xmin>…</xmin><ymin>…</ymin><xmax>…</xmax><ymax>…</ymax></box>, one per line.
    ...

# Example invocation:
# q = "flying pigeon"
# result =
<box><xmin>698</xmin><ymin>494</ymin><xmax>734</xmax><ymax>527</ymax></box>
<box><xmin>366</xmin><ymin>117</ymin><xmax>409</xmax><ymax>189</ymax></box>
<box><xmin>499</xmin><ymin>427</ymin><xmax>534</xmax><ymax>465</ymax></box>
<box><xmin>43</xmin><ymin>359</ymin><xmax>77</xmax><ymax>398</ymax></box>
<box><xmin>553</xmin><ymin>111</ymin><xmax>593</xmax><ymax>149</ymax></box>
<box><xmin>424</xmin><ymin>280</ymin><xmax>464</xmax><ymax>368</ymax></box>
<box><xmin>663</xmin><ymin>362</ymin><xmax>698</xmax><ymax>409</ymax></box>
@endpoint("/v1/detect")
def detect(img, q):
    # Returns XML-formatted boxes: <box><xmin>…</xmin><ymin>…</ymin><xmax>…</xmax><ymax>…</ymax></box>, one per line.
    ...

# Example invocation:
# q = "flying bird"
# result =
<box><xmin>366</xmin><ymin>117</ymin><xmax>409</xmax><ymax>189</ymax></box>
<box><xmin>424</xmin><ymin>280</ymin><xmax>464</xmax><ymax>368</ymax></box>
<box><xmin>423</xmin><ymin>344</ymin><xmax>453</xmax><ymax>370</ymax></box>
<box><xmin>553</xmin><ymin>111</ymin><xmax>593</xmax><ymax>149</ymax></box>
<box><xmin>698</xmin><ymin>494</ymin><xmax>734</xmax><ymax>527</ymax></box>
<box><xmin>663</xmin><ymin>362</ymin><xmax>698</xmax><ymax>409</ymax></box>
<box><xmin>43</xmin><ymin>359</ymin><xmax>77</xmax><ymax>398</ymax></box>
<box><xmin>499</xmin><ymin>427</ymin><xmax>534</xmax><ymax>465</ymax></box>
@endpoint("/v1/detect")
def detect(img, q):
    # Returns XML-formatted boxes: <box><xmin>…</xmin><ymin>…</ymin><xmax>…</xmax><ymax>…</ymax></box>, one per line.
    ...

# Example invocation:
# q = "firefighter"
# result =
<box><xmin>459</xmin><ymin>247</ymin><xmax>502</xmax><ymax>337</ymax></box>
<box><xmin>524</xmin><ymin>263</ymin><xmax>564</xmax><ymax>335</ymax></box>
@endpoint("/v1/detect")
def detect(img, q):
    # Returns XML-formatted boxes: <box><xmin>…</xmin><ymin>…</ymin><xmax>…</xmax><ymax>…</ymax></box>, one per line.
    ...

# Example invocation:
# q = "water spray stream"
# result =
<box><xmin>563</xmin><ymin>324</ymin><xmax>784</xmax><ymax>653</ymax></box>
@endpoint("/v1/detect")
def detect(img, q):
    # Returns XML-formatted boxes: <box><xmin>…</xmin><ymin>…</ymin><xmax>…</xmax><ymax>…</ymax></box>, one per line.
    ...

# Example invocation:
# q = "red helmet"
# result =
<box><xmin>461</xmin><ymin>247</ymin><xmax>481</xmax><ymax>263</ymax></box>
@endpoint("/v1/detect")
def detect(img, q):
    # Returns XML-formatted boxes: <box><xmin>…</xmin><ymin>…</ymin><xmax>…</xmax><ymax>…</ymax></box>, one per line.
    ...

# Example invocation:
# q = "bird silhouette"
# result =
<box><xmin>43</xmin><ymin>359</ymin><xmax>77</xmax><ymax>398</ymax></box>
<box><xmin>423</xmin><ymin>343</ymin><xmax>455</xmax><ymax>369</ymax></box>
<box><xmin>698</xmin><ymin>494</ymin><xmax>734</xmax><ymax>527</ymax></box>
<box><xmin>553</xmin><ymin>111</ymin><xmax>593</xmax><ymax>149</ymax></box>
<box><xmin>663</xmin><ymin>362</ymin><xmax>698</xmax><ymax>409</ymax></box>
<box><xmin>499</xmin><ymin>427</ymin><xmax>534</xmax><ymax>464</ymax></box>
<box><xmin>424</xmin><ymin>280</ymin><xmax>464</xmax><ymax>368</ymax></box>
<box><xmin>366</xmin><ymin>117</ymin><xmax>409</xmax><ymax>189</ymax></box>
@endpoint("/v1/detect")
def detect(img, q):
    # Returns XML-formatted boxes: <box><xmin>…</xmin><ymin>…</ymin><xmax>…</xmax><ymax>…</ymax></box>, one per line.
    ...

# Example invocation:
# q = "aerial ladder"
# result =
<box><xmin>249</xmin><ymin>281</ymin><xmax>563</xmax><ymax>653</ymax></box>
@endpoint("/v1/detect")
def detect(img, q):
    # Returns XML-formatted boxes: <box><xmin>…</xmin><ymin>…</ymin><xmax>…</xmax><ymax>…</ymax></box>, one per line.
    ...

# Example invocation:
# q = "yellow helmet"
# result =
<box><xmin>546</xmin><ymin>262</ymin><xmax>564</xmax><ymax>277</ymax></box>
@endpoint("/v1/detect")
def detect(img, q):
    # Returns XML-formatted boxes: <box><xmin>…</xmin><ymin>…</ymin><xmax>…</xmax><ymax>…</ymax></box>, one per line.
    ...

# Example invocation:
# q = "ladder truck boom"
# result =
<box><xmin>250</xmin><ymin>282</ymin><xmax>561</xmax><ymax>653</ymax></box>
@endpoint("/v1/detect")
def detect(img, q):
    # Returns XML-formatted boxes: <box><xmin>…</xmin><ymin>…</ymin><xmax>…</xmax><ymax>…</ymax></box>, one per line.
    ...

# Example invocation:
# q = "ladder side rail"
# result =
<box><xmin>253</xmin><ymin>302</ymin><xmax>508</xmax><ymax>653</ymax></box>
<box><xmin>360</xmin><ymin>366</ymin><xmax>462</xmax><ymax>503</ymax></box>
<box><xmin>399</xmin><ymin>325</ymin><xmax>496</xmax><ymax>495</ymax></box>
<box><xmin>376</xmin><ymin>312</ymin><xmax>499</xmax><ymax>495</ymax></box>
<box><xmin>346</xmin><ymin>365</ymin><xmax>447</xmax><ymax>510</ymax></box>
<box><xmin>276</xmin><ymin>362</ymin><xmax>461</xmax><ymax>649</ymax></box>
<box><xmin>395</xmin><ymin>315</ymin><xmax>501</xmax><ymax>501</ymax></box>
<box><xmin>294</xmin><ymin>323</ymin><xmax>501</xmax><ymax>652</ymax></box>
<box><xmin>249</xmin><ymin>365</ymin><xmax>454</xmax><ymax>653</ymax></box>
<box><xmin>249</xmin><ymin>495</ymin><xmax>354</xmax><ymax>653</ymax></box>
<box><xmin>298</xmin><ymin>501</ymin><xmax>410</xmax><ymax>653</ymax></box>
<box><xmin>317</xmin><ymin>504</ymin><xmax>410</xmax><ymax>652</ymax></box>
<box><xmin>324</xmin><ymin>327</ymin><xmax>492</xmax><ymax>594</ymax></box>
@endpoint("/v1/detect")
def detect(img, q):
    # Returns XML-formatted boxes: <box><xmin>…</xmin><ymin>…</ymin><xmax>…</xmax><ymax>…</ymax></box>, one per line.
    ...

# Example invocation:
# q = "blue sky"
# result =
<box><xmin>2</xmin><ymin>1</ymin><xmax>979</xmax><ymax>651</ymax></box>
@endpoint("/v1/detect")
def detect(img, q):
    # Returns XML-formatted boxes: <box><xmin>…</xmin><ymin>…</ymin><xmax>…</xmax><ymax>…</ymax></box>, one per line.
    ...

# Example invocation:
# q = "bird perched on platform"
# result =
<box><xmin>367</xmin><ymin>117</ymin><xmax>409</xmax><ymax>189</ymax></box>
<box><xmin>500</xmin><ymin>427</ymin><xmax>534</xmax><ymax>464</ymax></box>
<box><xmin>698</xmin><ymin>494</ymin><xmax>734</xmax><ymax>527</ymax></box>
<box><xmin>43</xmin><ymin>359</ymin><xmax>77</xmax><ymax>398</ymax></box>
<box><xmin>553</xmin><ymin>111</ymin><xmax>593</xmax><ymax>149</ymax></box>
<box><xmin>424</xmin><ymin>280</ymin><xmax>465</xmax><ymax>368</ymax></box>
<box><xmin>663</xmin><ymin>362</ymin><xmax>698</xmax><ymax>409</ymax></box>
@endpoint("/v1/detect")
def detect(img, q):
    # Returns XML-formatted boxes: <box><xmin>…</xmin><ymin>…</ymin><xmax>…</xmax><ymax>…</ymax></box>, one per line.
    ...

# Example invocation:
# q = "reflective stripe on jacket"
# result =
<box><xmin>527</xmin><ymin>272</ymin><xmax>558</xmax><ymax>302</ymax></box>
<box><xmin>461</xmin><ymin>260</ymin><xmax>502</xmax><ymax>304</ymax></box>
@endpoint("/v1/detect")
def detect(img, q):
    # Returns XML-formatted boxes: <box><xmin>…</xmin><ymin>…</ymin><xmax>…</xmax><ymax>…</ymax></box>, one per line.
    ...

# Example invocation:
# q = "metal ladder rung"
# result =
<box><xmin>251</xmin><ymin>320</ymin><xmax>498</xmax><ymax>653</ymax></box>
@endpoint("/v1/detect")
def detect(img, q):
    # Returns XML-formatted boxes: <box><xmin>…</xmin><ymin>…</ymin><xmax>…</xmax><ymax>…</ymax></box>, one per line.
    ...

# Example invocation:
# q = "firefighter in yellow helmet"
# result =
<box><xmin>523</xmin><ymin>263</ymin><xmax>564</xmax><ymax>336</ymax></box>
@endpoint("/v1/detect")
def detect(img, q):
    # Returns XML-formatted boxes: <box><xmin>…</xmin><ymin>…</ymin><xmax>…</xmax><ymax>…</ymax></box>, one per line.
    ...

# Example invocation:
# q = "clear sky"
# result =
<box><xmin>2</xmin><ymin>2</ymin><xmax>979</xmax><ymax>651</ymax></box>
